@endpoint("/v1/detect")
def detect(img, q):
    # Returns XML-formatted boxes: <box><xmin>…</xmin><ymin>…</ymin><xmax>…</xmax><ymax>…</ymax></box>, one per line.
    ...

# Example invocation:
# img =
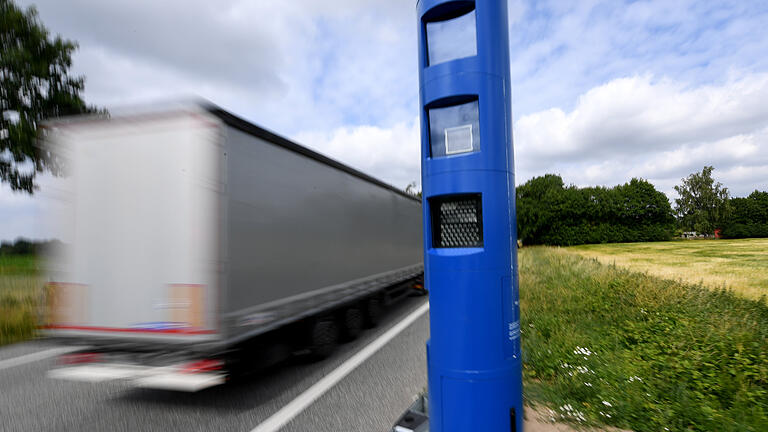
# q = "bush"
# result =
<box><xmin>720</xmin><ymin>191</ymin><xmax>768</xmax><ymax>239</ymax></box>
<box><xmin>517</xmin><ymin>175</ymin><xmax>675</xmax><ymax>246</ymax></box>
<box><xmin>720</xmin><ymin>223</ymin><xmax>768</xmax><ymax>239</ymax></box>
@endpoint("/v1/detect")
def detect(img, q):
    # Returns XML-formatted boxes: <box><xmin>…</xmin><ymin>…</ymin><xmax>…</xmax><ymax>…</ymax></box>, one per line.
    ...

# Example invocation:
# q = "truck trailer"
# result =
<box><xmin>41</xmin><ymin>102</ymin><xmax>423</xmax><ymax>391</ymax></box>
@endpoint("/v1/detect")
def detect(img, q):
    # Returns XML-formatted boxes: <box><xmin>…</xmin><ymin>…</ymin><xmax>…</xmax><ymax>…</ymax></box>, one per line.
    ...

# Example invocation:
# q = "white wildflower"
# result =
<box><xmin>602</xmin><ymin>401</ymin><xmax>612</xmax><ymax>407</ymax></box>
<box><xmin>573</xmin><ymin>346</ymin><xmax>593</xmax><ymax>356</ymax></box>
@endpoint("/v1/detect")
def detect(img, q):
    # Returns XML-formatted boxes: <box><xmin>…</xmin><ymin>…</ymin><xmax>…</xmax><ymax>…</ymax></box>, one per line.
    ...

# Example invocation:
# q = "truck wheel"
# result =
<box><xmin>363</xmin><ymin>297</ymin><xmax>381</xmax><ymax>328</ymax></box>
<box><xmin>340</xmin><ymin>308</ymin><xmax>363</xmax><ymax>341</ymax></box>
<box><xmin>309</xmin><ymin>319</ymin><xmax>339</xmax><ymax>360</ymax></box>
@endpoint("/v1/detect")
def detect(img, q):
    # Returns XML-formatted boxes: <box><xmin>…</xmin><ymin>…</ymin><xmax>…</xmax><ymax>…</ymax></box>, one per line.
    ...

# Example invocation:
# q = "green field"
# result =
<box><xmin>519</xmin><ymin>247</ymin><xmax>768</xmax><ymax>431</ymax></box>
<box><xmin>567</xmin><ymin>238</ymin><xmax>768</xmax><ymax>300</ymax></box>
<box><xmin>0</xmin><ymin>255</ymin><xmax>41</xmax><ymax>346</ymax></box>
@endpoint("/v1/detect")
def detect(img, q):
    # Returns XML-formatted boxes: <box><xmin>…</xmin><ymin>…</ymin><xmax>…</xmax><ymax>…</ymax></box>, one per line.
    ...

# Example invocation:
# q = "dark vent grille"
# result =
<box><xmin>430</xmin><ymin>194</ymin><xmax>483</xmax><ymax>248</ymax></box>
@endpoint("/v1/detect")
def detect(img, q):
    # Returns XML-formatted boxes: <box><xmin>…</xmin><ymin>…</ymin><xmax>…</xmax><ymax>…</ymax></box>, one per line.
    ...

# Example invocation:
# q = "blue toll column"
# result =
<box><xmin>417</xmin><ymin>0</ymin><xmax>523</xmax><ymax>431</ymax></box>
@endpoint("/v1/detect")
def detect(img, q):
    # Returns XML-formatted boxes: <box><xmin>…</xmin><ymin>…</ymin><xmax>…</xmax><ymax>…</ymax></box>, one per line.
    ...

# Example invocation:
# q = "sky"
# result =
<box><xmin>3</xmin><ymin>0</ymin><xmax>768</xmax><ymax>241</ymax></box>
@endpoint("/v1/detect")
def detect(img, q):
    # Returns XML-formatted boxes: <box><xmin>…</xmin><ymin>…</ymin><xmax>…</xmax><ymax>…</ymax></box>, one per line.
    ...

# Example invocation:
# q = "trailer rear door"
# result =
<box><xmin>44</xmin><ymin>111</ymin><xmax>222</xmax><ymax>343</ymax></box>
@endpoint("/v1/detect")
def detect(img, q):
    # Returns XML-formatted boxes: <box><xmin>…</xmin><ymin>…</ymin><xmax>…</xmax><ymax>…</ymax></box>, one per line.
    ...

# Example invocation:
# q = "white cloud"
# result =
<box><xmin>508</xmin><ymin>0</ymin><xmax>768</xmax><ymax>116</ymax></box>
<box><xmin>17</xmin><ymin>0</ymin><xmax>418</xmax><ymax>135</ymax></box>
<box><xmin>293</xmin><ymin>118</ymin><xmax>421</xmax><ymax>191</ymax></box>
<box><xmin>514</xmin><ymin>73</ymin><xmax>768</xmax><ymax>197</ymax></box>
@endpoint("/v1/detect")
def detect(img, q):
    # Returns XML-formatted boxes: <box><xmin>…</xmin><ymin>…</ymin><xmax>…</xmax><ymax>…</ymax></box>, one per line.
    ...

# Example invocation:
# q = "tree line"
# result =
<box><xmin>516</xmin><ymin>175</ymin><xmax>675</xmax><ymax>246</ymax></box>
<box><xmin>0</xmin><ymin>238</ymin><xmax>63</xmax><ymax>255</ymax></box>
<box><xmin>517</xmin><ymin>167</ymin><xmax>768</xmax><ymax>246</ymax></box>
<box><xmin>720</xmin><ymin>190</ymin><xmax>768</xmax><ymax>239</ymax></box>
<box><xmin>671</xmin><ymin>166</ymin><xmax>768</xmax><ymax>240</ymax></box>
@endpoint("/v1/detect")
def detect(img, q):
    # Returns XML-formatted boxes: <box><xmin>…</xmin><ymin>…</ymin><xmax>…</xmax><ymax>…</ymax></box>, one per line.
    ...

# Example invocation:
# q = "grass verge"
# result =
<box><xmin>0</xmin><ymin>255</ymin><xmax>41</xmax><ymax>346</ymax></box>
<box><xmin>520</xmin><ymin>246</ymin><xmax>768</xmax><ymax>431</ymax></box>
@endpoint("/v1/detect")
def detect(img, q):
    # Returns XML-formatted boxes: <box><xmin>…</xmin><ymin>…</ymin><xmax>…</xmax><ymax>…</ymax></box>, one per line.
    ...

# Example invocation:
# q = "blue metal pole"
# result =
<box><xmin>416</xmin><ymin>0</ymin><xmax>523</xmax><ymax>430</ymax></box>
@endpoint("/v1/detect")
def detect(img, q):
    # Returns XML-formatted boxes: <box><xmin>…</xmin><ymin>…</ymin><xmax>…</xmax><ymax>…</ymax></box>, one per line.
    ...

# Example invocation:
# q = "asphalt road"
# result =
<box><xmin>0</xmin><ymin>296</ymin><xmax>429</xmax><ymax>432</ymax></box>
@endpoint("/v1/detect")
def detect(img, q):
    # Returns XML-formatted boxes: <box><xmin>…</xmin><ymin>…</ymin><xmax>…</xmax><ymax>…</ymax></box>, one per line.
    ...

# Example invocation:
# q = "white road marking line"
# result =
<box><xmin>250</xmin><ymin>301</ymin><xmax>430</xmax><ymax>432</ymax></box>
<box><xmin>0</xmin><ymin>346</ymin><xmax>80</xmax><ymax>371</ymax></box>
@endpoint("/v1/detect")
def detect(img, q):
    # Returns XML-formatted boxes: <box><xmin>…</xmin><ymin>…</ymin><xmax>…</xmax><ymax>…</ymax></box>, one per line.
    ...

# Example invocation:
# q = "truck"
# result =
<box><xmin>41</xmin><ymin>101</ymin><xmax>423</xmax><ymax>391</ymax></box>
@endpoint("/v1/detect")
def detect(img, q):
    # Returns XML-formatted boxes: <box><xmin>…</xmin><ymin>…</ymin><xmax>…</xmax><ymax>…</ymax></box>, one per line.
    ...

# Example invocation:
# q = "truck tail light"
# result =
<box><xmin>58</xmin><ymin>352</ymin><xmax>102</xmax><ymax>365</ymax></box>
<box><xmin>181</xmin><ymin>359</ymin><xmax>223</xmax><ymax>374</ymax></box>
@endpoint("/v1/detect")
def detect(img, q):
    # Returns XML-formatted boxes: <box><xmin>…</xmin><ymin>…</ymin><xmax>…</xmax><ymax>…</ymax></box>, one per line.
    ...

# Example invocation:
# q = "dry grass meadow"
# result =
<box><xmin>566</xmin><ymin>238</ymin><xmax>768</xmax><ymax>300</ymax></box>
<box><xmin>0</xmin><ymin>255</ymin><xmax>41</xmax><ymax>346</ymax></box>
